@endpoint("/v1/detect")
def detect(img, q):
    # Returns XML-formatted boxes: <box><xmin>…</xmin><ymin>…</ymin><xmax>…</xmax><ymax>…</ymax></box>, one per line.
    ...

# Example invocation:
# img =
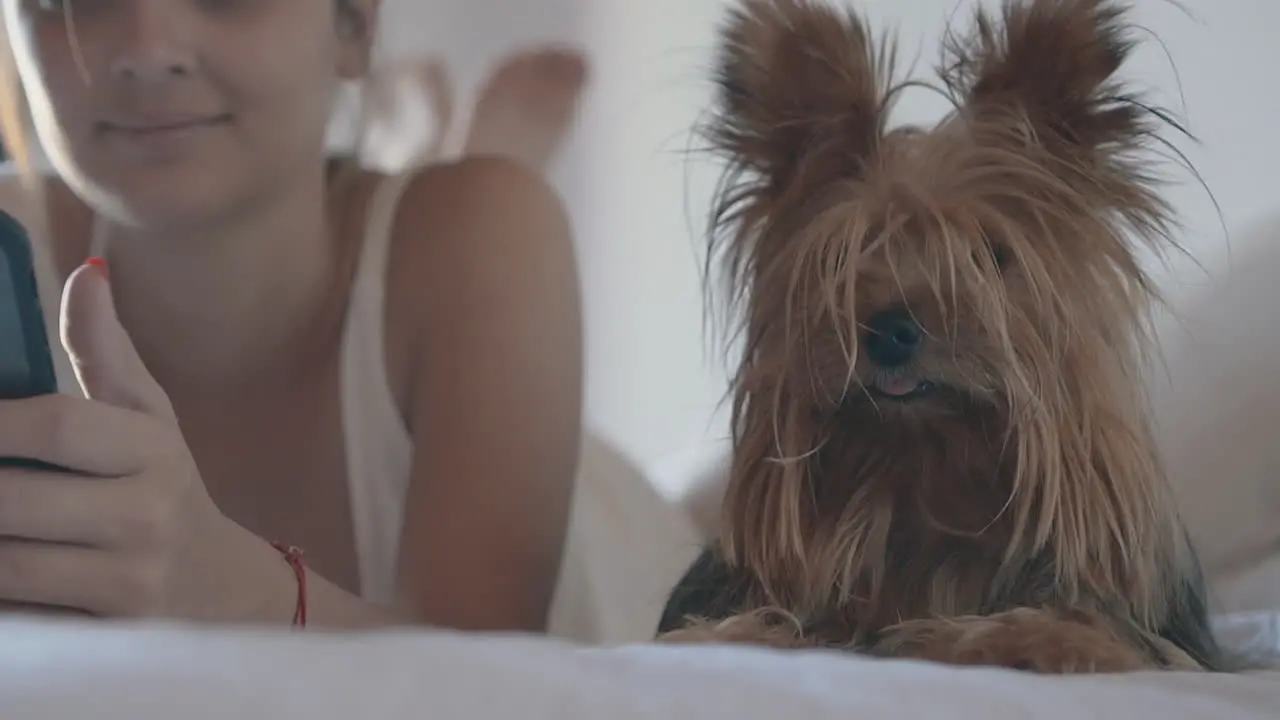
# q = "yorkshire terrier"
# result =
<box><xmin>657</xmin><ymin>0</ymin><xmax>1232</xmax><ymax>673</ymax></box>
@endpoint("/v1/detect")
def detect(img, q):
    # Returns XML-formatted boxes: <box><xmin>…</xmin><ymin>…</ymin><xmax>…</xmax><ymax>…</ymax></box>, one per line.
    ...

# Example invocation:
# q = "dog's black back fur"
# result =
<box><xmin>659</xmin><ymin>542</ymin><xmax>1240</xmax><ymax>672</ymax></box>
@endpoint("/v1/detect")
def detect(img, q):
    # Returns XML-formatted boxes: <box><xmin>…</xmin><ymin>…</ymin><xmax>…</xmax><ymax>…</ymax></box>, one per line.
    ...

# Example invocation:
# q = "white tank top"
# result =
<box><xmin>85</xmin><ymin>172</ymin><xmax>418</xmax><ymax>604</ymax></box>
<box><xmin>71</xmin><ymin>172</ymin><xmax>702</xmax><ymax>642</ymax></box>
<box><xmin>337</xmin><ymin>172</ymin><xmax>416</xmax><ymax>603</ymax></box>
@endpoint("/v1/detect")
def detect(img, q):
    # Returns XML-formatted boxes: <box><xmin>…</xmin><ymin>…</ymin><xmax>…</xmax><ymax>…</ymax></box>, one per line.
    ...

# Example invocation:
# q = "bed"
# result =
<box><xmin>0</xmin><ymin>611</ymin><xmax>1276</xmax><ymax>719</ymax></box>
<box><xmin>0</xmin><ymin>331</ymin><xmax>1274</xmax><ymax>720</ymax></box>
<box><xmin>4</xmin><ymin>353</ymin><xmax>1274</xmax><ymax>720</ymax></box>
<box><xmin>0</xmin><ymin>187</ymin><xmax>1275</xmax><ymax>719</ymax></box>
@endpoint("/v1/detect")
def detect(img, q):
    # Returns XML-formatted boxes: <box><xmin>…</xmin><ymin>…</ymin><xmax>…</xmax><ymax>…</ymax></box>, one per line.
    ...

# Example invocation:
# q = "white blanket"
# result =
<box><xmin>1</xmin><ymin>613</ymin><xmax>1276</xmax><ymax>719</ymax></box>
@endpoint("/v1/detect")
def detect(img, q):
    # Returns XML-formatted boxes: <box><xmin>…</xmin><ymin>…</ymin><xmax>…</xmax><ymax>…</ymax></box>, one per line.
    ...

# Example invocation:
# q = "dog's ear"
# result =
<box><xmin>706</xmin><ymin>1</ymin><xmax>895</xmax><ymax>587</ymax></box>
<box><xmin>943</xmin><ymin>0</ymin><xmax>1147</xmax><ymax>154</ymax></box>
<box><xmin>709</xmin><ymin>0</ymin><xmax>891</xmax><ymax>197</ymax></box>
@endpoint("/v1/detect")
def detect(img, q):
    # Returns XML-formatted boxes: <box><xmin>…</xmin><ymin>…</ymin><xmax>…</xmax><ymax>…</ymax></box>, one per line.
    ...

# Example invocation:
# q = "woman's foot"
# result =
<box><xmin>414</xmin><ymin>59</ymin><xmax>455</xmax><ymax>159</ymax></box>
<box><xmin>360</xmin><ymin>58</ymin><xmax>455</xmax><ymax>172</ymax></box>
<box><xmin>464</xmin><ymin>47</ymin><xmax>588</xmax><ymax>170</ymax></box>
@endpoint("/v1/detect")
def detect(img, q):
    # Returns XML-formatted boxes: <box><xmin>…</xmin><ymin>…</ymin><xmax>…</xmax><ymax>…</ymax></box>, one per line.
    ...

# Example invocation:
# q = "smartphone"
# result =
<box><xmin>0</xmin><ymin>211</ymin><xmax>60</xmax><ymax>470</ymax></box>
<box><xmin>0</xmin><ymin>209</ymin><xmax>57</xmax><ymax>399</ymax></box>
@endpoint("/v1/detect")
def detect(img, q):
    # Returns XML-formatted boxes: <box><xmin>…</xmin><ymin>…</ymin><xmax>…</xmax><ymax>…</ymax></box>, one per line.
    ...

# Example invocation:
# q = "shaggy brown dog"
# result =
<box><xmin>657</xmin><ymin>0</ymin><xmax>1231</xmax><ymax>673</ymax></box>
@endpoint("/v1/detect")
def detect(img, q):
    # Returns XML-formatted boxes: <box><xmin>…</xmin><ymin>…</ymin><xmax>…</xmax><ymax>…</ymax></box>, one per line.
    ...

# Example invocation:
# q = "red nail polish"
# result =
<box><xmin>86</xmin><ymin>256</ymin><xmax>108</xmax><ymax>276</ymax></box>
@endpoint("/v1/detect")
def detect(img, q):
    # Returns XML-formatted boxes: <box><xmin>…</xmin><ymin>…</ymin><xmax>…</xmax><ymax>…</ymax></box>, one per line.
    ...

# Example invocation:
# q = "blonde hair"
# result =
<box><xmin>0</xmin><ymin>11</ymin><xmax>38</xmax><ymax>180</ymax></box>
<box><xmin>0</xmin><ymin>18</ymin><xmax>62</xmax><ymax>361</ymax></box>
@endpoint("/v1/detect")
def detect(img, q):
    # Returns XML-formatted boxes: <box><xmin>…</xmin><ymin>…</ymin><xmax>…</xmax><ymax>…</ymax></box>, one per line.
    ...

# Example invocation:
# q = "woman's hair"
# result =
<box><xmin>0</xmin><ymin>11</ymin><xmax>39</xmax><ymax>188</ymax></box>
<box><xmin>0</xmin><ymin>9</ymin><xmax>55</xmax><ymax>322</ymax></box>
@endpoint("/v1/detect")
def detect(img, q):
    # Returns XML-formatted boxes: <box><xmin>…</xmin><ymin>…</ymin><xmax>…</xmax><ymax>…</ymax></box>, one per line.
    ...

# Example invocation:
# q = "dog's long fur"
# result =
<box><xmin>658</xmin><ymin>0</ymin><xmax>1232</xmax><ymax>673</ymax></box>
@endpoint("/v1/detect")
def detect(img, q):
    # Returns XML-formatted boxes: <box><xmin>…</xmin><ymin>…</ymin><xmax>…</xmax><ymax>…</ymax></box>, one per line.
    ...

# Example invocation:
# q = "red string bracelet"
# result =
<box><xmin>270</xmin><ymin>541</ymin><xmax>307</xmax><ymax>628</ymax></box>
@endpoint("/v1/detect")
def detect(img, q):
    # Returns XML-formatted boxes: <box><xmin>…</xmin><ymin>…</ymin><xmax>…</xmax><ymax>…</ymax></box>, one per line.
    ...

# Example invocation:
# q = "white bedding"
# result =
<box><xmin>1</xmin><ymin>613</ymin><xmax>1276</xmax><ymax>719</ymax></box>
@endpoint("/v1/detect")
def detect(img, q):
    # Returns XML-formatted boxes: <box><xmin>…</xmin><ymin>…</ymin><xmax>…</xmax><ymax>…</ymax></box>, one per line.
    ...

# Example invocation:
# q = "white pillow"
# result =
<box><xmin>1151</xmin><ymin>213</ymin><xmax>1280</xmax><ymax>612</ymax></box>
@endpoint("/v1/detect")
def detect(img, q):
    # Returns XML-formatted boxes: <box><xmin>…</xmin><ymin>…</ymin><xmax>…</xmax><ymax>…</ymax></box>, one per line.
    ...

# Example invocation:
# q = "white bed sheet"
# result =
<box><xmin>1</xmin><ymin>613</ymin><xmax>1277</xmax><ymax>719</ymax></box>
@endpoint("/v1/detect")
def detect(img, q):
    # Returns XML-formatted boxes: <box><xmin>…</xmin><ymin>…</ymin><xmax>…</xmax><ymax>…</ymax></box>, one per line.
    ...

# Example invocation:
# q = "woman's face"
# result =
<box><xmin>3</xmin><ymin>0</ymin><xmax>376</xmax><ymax>227</ymax></box>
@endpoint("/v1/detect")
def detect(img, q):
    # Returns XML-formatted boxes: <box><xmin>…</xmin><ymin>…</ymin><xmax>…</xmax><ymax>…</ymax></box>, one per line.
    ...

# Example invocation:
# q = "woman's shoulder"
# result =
<box><xmin>380</xmin><ymin>156</ymin><xmax>576</xmax><ymax>309</ymax></box>
<box><xmin>396</xmin><ymin>156</ymin><xmax>571</xmax><ymax>254</ymax></box>
<box><xmin>357</xmin><ymin>156</ymin><xmax>580</xmax><ymax>419</ymax></box>
<box><xmin>341</xmin><ymin>155</ymin><xmax>572</xmax><ymax>271</ymax></box>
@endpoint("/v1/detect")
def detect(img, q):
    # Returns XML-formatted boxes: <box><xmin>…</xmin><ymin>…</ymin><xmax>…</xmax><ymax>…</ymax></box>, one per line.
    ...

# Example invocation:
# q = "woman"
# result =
<box><xmin>0</xmin><ymin>0</ymin><xmax>584</xmax><ymax>632</ymax></box>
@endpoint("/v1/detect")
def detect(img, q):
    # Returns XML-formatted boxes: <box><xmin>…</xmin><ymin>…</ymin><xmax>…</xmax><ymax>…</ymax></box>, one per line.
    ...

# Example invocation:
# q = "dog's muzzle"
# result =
<box><xmin>865</xmin><ymin>309</ymin><xmax>922</xmax><ymax>368</ymax></box>
<box><xmin>863</xmin><ymin>310</ymin><xmax>939</xmax><ymax>400</ymax></box>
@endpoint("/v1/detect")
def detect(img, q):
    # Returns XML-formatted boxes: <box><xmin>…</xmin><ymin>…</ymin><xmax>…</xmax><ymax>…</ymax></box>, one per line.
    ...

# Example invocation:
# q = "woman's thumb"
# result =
<box><xmin>60</xmin><ymin>259</ymin><xmax>173</xmax><ymax>418</ymax></box>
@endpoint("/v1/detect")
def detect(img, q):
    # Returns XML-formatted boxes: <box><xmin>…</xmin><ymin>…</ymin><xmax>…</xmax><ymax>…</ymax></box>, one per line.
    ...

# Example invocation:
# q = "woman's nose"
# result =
<box><xmin>108</xmin><ymin>1</ymin><xmax>196</xmax><ymax>84</ymax></box>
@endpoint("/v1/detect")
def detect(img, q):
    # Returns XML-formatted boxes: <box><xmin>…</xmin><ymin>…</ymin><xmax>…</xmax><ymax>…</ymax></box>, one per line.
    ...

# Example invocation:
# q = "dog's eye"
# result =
<box><xmin>989</xmin><ymin>244</ymin><xmax>1012</xmax><ymax>271</ymax></box>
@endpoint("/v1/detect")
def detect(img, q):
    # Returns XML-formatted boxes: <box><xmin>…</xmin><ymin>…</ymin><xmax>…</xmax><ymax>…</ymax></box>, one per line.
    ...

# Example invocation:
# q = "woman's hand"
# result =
<box><xmin>0</xmin><ymin>261</ymin><xmax>229</xmax><ymax>618</ymax></box>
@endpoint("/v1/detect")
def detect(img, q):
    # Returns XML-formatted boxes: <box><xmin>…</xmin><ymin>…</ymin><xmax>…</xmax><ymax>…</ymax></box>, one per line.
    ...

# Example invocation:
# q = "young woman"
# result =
<box><xmin>0</xmin><ymin>0</ymin><xmax>585</xmax><ymax>632</ymax></box>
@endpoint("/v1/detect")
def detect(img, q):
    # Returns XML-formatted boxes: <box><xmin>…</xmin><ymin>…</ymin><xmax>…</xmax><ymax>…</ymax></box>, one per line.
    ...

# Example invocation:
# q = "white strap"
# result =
<box><xmin>340</xmin><ymin>170</ymin><xmax>417</xmax><ymax>602</ymax></box>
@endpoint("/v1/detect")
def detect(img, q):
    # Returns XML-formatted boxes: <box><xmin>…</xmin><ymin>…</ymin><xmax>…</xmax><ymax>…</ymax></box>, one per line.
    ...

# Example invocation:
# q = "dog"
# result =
<box><xmin>656</xmin><ymin>0</ymin><xmax>1232</xmax><ymax>673</ymax></box>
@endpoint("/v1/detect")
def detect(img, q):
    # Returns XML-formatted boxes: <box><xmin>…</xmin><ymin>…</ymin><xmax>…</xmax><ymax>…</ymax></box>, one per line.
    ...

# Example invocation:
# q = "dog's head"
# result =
<box><xmin>709</xmin><ymin>0</ymin><xmax>1189</xmax><ymax>621</ymax></box>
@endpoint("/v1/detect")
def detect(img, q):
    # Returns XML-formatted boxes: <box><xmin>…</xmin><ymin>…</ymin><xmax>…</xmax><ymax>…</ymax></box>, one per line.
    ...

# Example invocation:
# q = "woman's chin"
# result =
<box><xmin>83</xmin><ymin>172</ymin><xmax>245</xmax><ymax>232</ymax></box>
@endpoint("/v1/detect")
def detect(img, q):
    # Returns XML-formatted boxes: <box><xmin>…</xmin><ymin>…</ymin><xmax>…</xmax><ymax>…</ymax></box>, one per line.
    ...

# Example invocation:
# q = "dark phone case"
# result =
<box><xmin>0</xmin><ymin>210</ymin><xmax>60</xmax><ymax>470</ymax></box>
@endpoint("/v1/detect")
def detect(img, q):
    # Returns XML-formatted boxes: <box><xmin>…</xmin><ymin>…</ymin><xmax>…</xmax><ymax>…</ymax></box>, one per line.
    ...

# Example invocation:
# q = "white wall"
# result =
<box><xmin>369</xmin><ymin>0</ymin><xmax>734</xmax><ymax>495</ymax></box>
<box><xmin>372</xmin><ymin>0</ymin><xmax>1280</xmax><ymax>495</ymax></box>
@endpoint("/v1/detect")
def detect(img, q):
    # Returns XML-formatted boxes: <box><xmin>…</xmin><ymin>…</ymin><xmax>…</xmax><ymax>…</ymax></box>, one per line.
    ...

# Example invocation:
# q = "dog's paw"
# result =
<box><xmin>871</xmin><ymin>608</ymin><xmax>1155</xmax><ymax>673</ymax></box>
<box><xmin>657</xmin><ymin>609</ymin><xmax>817</xmax><ymax>650</ymax></box>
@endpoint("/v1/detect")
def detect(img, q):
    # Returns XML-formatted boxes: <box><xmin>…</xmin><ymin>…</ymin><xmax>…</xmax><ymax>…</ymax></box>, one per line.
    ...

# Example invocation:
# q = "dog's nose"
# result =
<box><xmin>864</xmin><ymin>310</ymin><xmax>922</xmax><ymax>367</ymax></box>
